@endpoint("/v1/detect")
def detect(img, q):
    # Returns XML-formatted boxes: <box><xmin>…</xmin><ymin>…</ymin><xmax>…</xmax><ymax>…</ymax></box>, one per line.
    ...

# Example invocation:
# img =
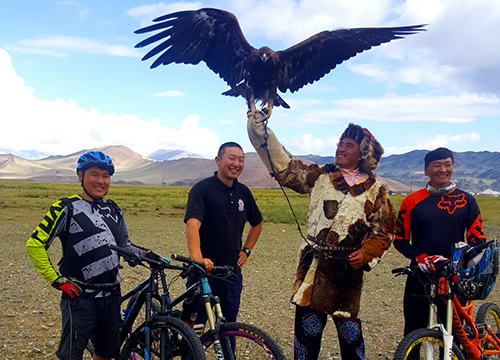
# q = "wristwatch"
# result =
<box><xmin>241</xmin><ymin>247</ymin><xmax>251</xmax><ymax>257</ymax></box>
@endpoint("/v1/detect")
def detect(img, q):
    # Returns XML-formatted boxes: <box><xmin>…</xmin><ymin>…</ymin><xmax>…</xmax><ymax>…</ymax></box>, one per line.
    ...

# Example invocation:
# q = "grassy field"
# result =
<box><xmin>1</xmin><ymin>180</ymin><xmax>499</xmax><ymax>359</ymax></box>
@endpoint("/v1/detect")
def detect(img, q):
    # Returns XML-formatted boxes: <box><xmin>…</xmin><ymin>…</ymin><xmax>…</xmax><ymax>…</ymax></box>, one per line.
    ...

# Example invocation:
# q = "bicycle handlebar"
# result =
<box><xmin>109</xmin><ymin>245</ymin><xmax>184</xmax><ymax>271</ymax></box>
<box><xmin>392</xmin><ymin>259</ymin><xmax>451</xmax><ymax>278</ymax></box>
<box><xmin>171</xmin><ymin>253</ymin><xmax>234</xmax><ymax>275</ymax></box>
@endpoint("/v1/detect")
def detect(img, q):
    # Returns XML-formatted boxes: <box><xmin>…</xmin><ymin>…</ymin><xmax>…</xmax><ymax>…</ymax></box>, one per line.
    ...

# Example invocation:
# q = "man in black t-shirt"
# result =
<box><xmin>184</xmin><ymin>142</ymin><xmax>263</xmax><ymax>325</ymax></box>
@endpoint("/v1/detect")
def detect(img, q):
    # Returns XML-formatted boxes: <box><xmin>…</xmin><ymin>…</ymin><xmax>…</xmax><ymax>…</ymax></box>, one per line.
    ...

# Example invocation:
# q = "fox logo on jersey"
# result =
<box><xmin>437</xmin><ymin>193</ymin><xmax>467</xmax><ymax>215</ymax></box>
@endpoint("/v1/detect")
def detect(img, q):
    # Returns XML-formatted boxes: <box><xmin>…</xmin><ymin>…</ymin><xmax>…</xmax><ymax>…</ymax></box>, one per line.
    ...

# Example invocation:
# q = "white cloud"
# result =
<box><xmin>282</xmin><ymin>133</ymin><xmax>340</xmax><ymax>155</ymax></box>
<box><xmin>383</xmin><ymin>132</ymin><xmax>481</xmax><ymax>155</ymax></box>
<box><xmin>417</xmin><ymin>133</ymin><xmax>482</xmax><ymax>150</ymax></box>
<box><xmin>10</xmin><ymin>37</ymin><xmax>141</xmax><ymax>57</ymax></box>
<box><xmin>0</xmin><ymin>48</ymin><xmax>219</xmax><ymax>159</ymax></box>
<box><xmin>294</xmin><ymin>93</ymin><xmax>499</xmax><ymax>124</ymax></box>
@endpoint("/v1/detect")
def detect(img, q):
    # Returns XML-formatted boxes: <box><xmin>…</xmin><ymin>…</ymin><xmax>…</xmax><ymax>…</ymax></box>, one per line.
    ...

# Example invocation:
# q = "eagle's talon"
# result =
<box><xmin>261</xmin><ymin>107</ymin><xmax>272</xmax><ymax>119</ymax></box>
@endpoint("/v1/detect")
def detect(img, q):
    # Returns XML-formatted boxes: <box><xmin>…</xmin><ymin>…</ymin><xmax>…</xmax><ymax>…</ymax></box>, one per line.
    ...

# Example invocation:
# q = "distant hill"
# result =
<box><xmin>297</xmin><ymin>150</ymin><xmax>500</xmax><ymax>192</ymax></box>
<box><xmin>1</xmin><ymin>146</ymin><xmax>498</xmax><ymax>192</ymax></box>
<box><xmin>148</xmin><ymin>149</ymin><xmax>205</xmax><ymax>161</ymax></box>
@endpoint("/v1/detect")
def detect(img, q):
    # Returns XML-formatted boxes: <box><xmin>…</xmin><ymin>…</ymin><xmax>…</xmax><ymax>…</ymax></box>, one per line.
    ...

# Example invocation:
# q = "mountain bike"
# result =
<box><xmin>392</xmin><ymin>241</ymin><xmax>500</xmax><ymax>360</ymax></box>
<box><xmin>86</xmin><ymin>245</ymin><xmax>206</xmax><ymax>360</ymax></box>
<box><xmin>134</xmin><ymin>253</ymin><xmax>287</xmax><ymax>360</ymax></box>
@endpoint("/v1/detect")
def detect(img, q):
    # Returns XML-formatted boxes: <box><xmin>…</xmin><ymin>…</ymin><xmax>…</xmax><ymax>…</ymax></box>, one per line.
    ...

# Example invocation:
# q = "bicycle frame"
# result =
<box><xmin>426</xmin><ymin>274</ymin><xmax>500</xmax><ymax>359</ymax></box>
<box><xmin>168</xmin><ymin>254</ymin><xmax>235</xmax><ymax>359</ymax></box>
<box><xmin>171</xmin><ymin>277</ymin><xmax>226</xmax><ymax>330</ymax></box>
<box><xmin>110</xmin><ymin>245</ymin><xmax>187</xmax><ymax>360</ymax></box>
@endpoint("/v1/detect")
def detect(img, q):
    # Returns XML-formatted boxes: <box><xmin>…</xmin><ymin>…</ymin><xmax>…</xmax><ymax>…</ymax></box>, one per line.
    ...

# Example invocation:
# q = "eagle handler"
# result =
<box><xmin>247</xmin><ymin>111</ymin><xmax>396</xmax><ymax>360</ymax></box>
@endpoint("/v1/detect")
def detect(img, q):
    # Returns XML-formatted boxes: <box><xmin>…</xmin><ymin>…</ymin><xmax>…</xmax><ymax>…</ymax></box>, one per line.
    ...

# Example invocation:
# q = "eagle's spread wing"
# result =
<box><xmin>277</xmin><ymin>25</ymin><xmax>426</xmax><ymax>93</ymax></box>
<box><xmin>135</xmin><ymin>8</ymin><xmax>255</xmax><ymax>89</ymax></box>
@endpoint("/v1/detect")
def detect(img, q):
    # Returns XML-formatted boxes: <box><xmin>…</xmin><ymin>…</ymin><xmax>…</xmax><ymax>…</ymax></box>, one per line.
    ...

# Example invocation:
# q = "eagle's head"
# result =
<box><xmin>258</xmin><ymin>47</ymin><xmax>274</xmax><ymax>63</ymax></box>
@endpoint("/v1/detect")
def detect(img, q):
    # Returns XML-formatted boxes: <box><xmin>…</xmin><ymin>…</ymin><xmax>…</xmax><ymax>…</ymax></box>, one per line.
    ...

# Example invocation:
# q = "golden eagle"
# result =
<box><xmin>135</xmin><ymin>8</ymin><xmax>425</xmax><ymax>116</ymax></box>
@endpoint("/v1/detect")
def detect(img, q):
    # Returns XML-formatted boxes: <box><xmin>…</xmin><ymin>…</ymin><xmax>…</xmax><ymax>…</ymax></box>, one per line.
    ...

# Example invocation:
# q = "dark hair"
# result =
<box><xmin>217</xmin><ymin>142</ymin><xmax>243</xmax><ymax>158</ymax></box>
<box><xmin>424</xmin><ymin>147</ymin><xmax>454</xmax><ymax>168</ymax></box>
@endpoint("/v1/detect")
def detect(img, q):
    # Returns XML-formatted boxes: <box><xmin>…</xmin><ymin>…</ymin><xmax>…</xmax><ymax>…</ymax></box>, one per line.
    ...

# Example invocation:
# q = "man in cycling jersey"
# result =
<box><xmin>247</xmin><ymin>112</ymin><xmax>396</xmax><ymax>360</ymax></box>
<box><xmin>26</xmin><ymin>151</ymin><xmax>152</xmax><ymax>360</ymax></box>
<box><xmin>183</xmin><ymin>142</ymin><xmax>263</xmax><ymax>327</ymax></box>
<box><xmin>393</xmin><ymin>147</ymin><xmax>486</xmax><ymax>336</ymax></box>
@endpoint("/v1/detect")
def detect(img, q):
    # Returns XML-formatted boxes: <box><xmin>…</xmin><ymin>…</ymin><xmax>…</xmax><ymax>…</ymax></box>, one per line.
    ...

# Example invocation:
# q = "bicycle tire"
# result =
<box><xmin>200</xmin><ymin>322</ymin><xmax>286</xmax><ymax>360</ymax></box>
<box><xmin>120</xmin><ymin>315</ymin><xmax>206</xmax><ymax>360</ymax></box>
<box><xmin>393</xmin><ymin>328</ymin><xmax>466</xmax><ymax>360</ymax></box>
<box><xmin>476</xmin><ymin>302</ymin><xmax>500</xmax><ymax>359</ymax></box>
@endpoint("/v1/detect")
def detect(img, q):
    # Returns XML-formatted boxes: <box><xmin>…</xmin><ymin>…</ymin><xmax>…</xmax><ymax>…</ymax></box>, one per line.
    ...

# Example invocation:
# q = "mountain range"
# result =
<box><xmin>0</xmin><ymin>146</ymin><xmax>499</xmax><ymax>193</ymax></box>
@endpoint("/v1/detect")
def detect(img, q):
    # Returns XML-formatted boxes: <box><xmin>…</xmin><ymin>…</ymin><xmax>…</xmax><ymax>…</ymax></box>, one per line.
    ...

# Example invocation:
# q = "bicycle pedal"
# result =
<box><xmin>193</xmin><ymin>324</ymin><xmax>205</xmax><ymax>336</ymax></box>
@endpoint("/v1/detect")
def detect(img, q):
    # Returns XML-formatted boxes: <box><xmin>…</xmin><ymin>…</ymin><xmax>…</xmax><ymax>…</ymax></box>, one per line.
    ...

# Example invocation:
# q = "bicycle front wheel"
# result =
<box><xmin>120</xmin><ymin>315</ymin><xmax>206</xmax><ymax>360</ymax></box>
<box><xmin>200</xmin><ymin>322</ymin><xmax>286</xmax><ymax>360</ymax></box>
<box><xmin>476</xmin><ymin>302</ymin><xmax>500</xmax><ymax>359</ymax></box>
<box><xmin>393</xmin><ymin>328</ymin><xmax>466</xmax><ymax>360</ymax></box>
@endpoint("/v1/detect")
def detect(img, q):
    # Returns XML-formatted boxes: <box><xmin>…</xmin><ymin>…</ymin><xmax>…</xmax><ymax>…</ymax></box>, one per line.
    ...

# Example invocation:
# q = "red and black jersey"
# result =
<box><xmin>394</xmin><ymin>188</ymin><xmax>485</xmax><ymax>263</ymax></box>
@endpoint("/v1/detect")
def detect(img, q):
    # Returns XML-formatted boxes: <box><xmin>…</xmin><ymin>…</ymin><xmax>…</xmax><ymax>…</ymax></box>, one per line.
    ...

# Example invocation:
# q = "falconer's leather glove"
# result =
<box><xmin>247</xmin><ymin>110</ymin><xmax>292</xmax><ymax>175</ymax></box>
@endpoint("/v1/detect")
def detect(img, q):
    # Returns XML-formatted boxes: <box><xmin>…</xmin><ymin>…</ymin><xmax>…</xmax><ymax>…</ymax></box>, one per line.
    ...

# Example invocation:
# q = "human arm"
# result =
<box><xmin>26</xmin><ymin>200</ymin><xmax>68</xmax><ymax>283</ymax></box>
<box><xmin>186</xmin><ymin>218</ymin><xmax>214</xmax><ymax>271</ymax></box>
<box><xmin>465</xmin><ymin>195</ymin><xmax>486</xmax><ymax>246</ymax></box>
<box><xmin>112</xmin><ymin>204</ymin><xmax>149</xmax><ymax>259</ymax></box>
<box><xmin>357</xmin><ymin>185</ymin><xmax>396</xmax><ymax>269</ymax></box>
<box><xmin>393</xmin><ymin>196</ymin><xmax>423</xmax><ymax>260</ymax></box>
<box><xmin>247</xmin><ymin>111</ymin><xmax>293</xmax><ymax>175</ymax></box>
<box><xmin>392</xmin><ymin>193</ymin><xmax>449</xmax><ymax>272</ymax></box>
<box><xmin>238</xmin><ymin>222</ymin><xmax>262</xmax><ymax>268</ymax></box>
<box><xmin>247</xmin><ymin>111</ymin><xmax>316</xmax><ymax>193</ymax></box>
<box><xmin>26</xmin><ymin>200</ymin><xmax>83</xmax><ymax>297</ymax></box>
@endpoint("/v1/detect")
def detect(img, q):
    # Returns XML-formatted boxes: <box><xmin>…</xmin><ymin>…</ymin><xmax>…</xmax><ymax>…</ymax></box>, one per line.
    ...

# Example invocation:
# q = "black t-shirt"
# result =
<box><xmin>184</xmin><ymin>174</ymin><xmax>263</xmax><ymax>267</ymax></box>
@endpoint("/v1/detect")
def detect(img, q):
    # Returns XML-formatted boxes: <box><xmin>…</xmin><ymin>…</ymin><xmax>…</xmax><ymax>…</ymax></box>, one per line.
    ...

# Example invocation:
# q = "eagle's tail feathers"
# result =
<box><xmin>274</xmin><ymin>95</ymin><xmax>290</xmax><ymax>109</ymax></box>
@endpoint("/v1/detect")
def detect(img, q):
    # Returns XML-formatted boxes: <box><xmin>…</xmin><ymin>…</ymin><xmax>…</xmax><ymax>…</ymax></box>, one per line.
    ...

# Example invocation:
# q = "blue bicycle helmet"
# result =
<box><xmin>449</xmin><ymin>240</ymin><xmax>498</xmax><ymax>300</ymax></box>
<box><xmin>76</xmin><ymin>151</ymin><xmax>115</xmax><ymax>176</ymax></box>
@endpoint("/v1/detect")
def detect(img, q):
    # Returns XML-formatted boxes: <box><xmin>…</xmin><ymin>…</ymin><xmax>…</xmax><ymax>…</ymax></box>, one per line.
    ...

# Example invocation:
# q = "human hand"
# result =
<box><xmin>51</xmin><ymin>277</ymin><xmax>83</xmax><ymax>298</ymax></box>
<box><xmin>237</xmin><ymin>249</ymin><xmax>251</xmax><ymax>268</ymax></box>
<box><xmin>200</xmin><ymin>258</ymin><xmax>214</xmax><ymax>272</ymax></box>
<box><xmin>416</xmin><ymin>254</ymin><xmax>448</xmax><ymax>274</ymax></box>
<box><xmin>348</xmin><ymin>251</ymin><xmax>365</xmax><ymax>270</ymax></box>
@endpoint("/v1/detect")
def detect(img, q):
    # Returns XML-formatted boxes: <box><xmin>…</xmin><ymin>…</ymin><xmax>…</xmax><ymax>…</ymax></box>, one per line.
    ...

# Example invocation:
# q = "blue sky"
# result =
<box><xmin>1</xmin><ymin>0</ymin><xmax>499</xmax><ymax>160</ymax></box>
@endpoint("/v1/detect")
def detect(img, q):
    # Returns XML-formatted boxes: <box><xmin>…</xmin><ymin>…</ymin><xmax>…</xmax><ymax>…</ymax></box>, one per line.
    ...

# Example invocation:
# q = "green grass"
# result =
<box><xmin>1</xmin><ymin>180</ymin><xmax>498</xmax><ymax>229</ymax></box>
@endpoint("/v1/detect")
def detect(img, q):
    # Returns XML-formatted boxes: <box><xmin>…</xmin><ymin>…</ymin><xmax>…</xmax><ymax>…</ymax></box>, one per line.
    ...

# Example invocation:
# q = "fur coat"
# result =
<box><xmin>280</xmin><ymin>161</ymin><xmax>395</xmax><ymax>318</ymax></box>
<box><xmin>247</xmin><ymin>112</ymin><xmax>396</xmax><ymax>319</ymax></box>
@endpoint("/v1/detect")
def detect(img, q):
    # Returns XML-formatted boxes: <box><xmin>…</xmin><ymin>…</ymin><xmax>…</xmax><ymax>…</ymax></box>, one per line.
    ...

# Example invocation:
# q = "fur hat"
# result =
<box><xmin>339</xmin><ymin>123</ymin><xmax>384</xmax><ymax>173</ymax></box>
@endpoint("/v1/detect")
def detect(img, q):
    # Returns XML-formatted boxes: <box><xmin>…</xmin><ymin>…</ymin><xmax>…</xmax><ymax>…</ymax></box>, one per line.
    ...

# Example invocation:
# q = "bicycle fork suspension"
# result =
<box><xmin>203</xmin><ymin>295</ymin><xmax>234</xmax><ymax>360</ymax></box>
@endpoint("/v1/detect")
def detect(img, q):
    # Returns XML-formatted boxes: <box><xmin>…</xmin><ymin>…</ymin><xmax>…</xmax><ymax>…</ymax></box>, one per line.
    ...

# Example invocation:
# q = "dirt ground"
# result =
<box><xmin>1</xmin><ymin>207</ymin><xmax>499</xmax><ymax>359</ymax></box>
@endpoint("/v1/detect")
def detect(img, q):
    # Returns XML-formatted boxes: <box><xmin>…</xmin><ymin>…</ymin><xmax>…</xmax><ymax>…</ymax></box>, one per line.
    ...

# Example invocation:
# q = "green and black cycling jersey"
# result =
<box><xmin>26</xmin><ymin>194</ymin><xmax>146</xmax><ymax>298</ymax></box>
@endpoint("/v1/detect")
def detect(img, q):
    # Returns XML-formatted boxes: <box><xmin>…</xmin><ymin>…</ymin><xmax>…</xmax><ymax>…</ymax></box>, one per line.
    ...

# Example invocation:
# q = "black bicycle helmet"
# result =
<box><xmin>449</xmin><ymin>240</ymin><xmax>498</xmax><ymax>300</ymax></box>
<box><xmin>76</xmin><ymin>151</ymin><xmax>115</xmax><ymax>176</ymax></box>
